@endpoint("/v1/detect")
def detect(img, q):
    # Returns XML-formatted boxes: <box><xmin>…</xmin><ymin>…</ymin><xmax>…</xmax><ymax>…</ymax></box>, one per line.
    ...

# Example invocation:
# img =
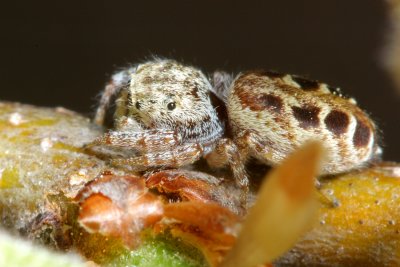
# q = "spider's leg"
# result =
<box><xmin>211</xmin><ymin>71</ymin><xmax>234</xmax><ymax>103</ymax></box>
<box><xmin>235</xmin><ymin>130</ymin><xmax>274</xmax><ymax>161</ymax></box>
<box><xmin>94</xmin><ymin>68</ymin><xmax>136</xmax><ymax>126</ymax></box>
<box><xmin>110</xmin><ymin>143</ymin><xmax>204</xmax><ymax>171</ymax></box>
<box><xmin>206</xmin><ymin>138</ymin><xmax>249</xmax><ymax>202</ymax></box>
<box><xmin>86</xmin><ymin>129</ymin><xmax>182</xmax><ymax>153</ymax></box>
<box><xmin>236</xmin><ymin>131</ymin><xmax>340</xmax><ymax>207</ymax></box>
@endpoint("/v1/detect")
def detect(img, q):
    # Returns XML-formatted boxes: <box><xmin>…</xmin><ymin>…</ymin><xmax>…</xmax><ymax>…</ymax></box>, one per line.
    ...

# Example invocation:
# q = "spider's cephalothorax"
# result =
<box><xmin>96</xmin><ymin>59</ymin><xmax>224</xmax><ymax>146</ymax></box>
<box><xmin>89</xmin><ymin>59</ymin><xmax>380</xmax><ymax>202</ymax></box>
<box><xmin>90</xmin><ymin>59</ymin><xmax>248</xmax><ymax>190</ymax></box>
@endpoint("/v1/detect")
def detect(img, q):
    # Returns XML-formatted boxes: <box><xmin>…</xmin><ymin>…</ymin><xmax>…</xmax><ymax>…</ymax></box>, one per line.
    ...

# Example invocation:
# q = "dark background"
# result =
<box><xmin>1</xmin><ymin>0</ymin><xmax>399</xmax><ymax>161</ymax></box>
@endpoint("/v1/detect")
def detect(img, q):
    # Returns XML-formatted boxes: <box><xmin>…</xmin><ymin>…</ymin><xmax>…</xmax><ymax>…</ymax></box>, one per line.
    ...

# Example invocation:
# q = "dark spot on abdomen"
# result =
<box><xmin>257</xmin><ymin>70</ymin><xmax>286</xmax><ymax>78</ymax></box>
<box><xmin>292</xmin><ymin>106</ymin><xmax>321</xmax><ymax>129</ymax></box>
<box><xmin>353</xmin><ymin>118</ymin><xmax>371</xmax><ymax>147</ymax></box>
<box><xmin>238</xmin><ymin>91</ymin><xmax>283</xmax><ymax>113</ymax></box>
<box><xmin>291</xmin><ymin>76</ymin><xmax>320</xmax><ymax>90</ymax></box>
<box><xmin>259</xmin><ymin>94</ymin><xmax>283</xmax><ymax>113</ymax></box>
<box><xmin>324</xmin><ymin>110</ymin><xmax>350</xmax><ymax>136</ymax></box>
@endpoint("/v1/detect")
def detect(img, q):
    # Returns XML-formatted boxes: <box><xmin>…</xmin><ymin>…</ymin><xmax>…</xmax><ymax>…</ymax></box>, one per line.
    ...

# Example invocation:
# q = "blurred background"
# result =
<box><xmin>1</xmin><ymin>0</ymin><xmax>399</xmax><ymax>161</ymax></box>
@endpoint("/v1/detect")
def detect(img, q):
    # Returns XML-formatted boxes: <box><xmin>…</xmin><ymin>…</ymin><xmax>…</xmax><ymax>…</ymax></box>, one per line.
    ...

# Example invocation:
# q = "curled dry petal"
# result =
<box><xmin>221</xmin><ymin>142</ymin><xmax>322</xmax><ymax>267</ymax></box>
<box><xmin>76</xmin><ymin>172</ymin><xmax>241</xmax><ymax>266</ymax></box>
<box><xmin>164</xmin><ymin>201</ymin><xmax>240</xmax><ymax>238</ymax></box>
<box><xmin>146</xmin><ymin>169</ymin><xmax>243</xmax><ymax>214</ymax></box>
<box><xmin>146</xmin><ymin>170</ymin><xmax>219</xmax><ymax>202</ymax></box>
<box><xmin>76</xmin><ymin>175</ymin><xmax>164</xmax><ymax>248</ymax></box>
<box><xmin>161</xmin><ymin>201</ymin><xmax>240</xmax><ymax>267</ymax></box>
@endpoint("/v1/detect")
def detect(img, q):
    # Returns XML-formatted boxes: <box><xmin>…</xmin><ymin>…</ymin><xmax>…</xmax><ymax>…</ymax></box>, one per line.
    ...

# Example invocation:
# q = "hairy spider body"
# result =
<box><xmin>90</xmin><ymin>60</ymin><xmax>240</xmax><ymax>181</ymax></box>
<box><xmin>89</xmin><ymin>59</ymin><xmax>379</xmax><ymax>200</ymax></box>
<box><xmin>226</xmin><ymin>71</ymin><xmax>378</xmax><ymax>175</ymax></box>
<box><xmin>95</xmin><ymin>60</ymin><xmax>223</xmax><ymax>148</ymax></box>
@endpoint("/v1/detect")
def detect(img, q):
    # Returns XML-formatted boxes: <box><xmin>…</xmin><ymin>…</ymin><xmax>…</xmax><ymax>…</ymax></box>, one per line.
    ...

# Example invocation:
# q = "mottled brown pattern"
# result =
<box><xmin>292</xmin><ymin>106</ymin><xmax>321</xmax><ymax>129</ymax></box>
<box><xmin>190</xmin><ymin>86</ymin><xmax>199</xmax><ymax>98</ymax></box>
<box><xmin>160</xmin><ymin>61</ymin><xmax>174</xmax><ymax>71</ymax></box>
<box><xmin>337</xmin><ymin>137</ymin><xmax>349</xmax><ymax>160</ymax></box>
<box><xmin>291</xmin><ymin>76</ymin><xmax>320</xmax><ymax>90</ymax></box>
<box><xmin>353</xmin><ymin>118</ymin><xmax>371</xmax><ymax>147</ymax></box>
<box><xmin>183</xmin><ymin>79</ymin><xmax>200</xmax><ymax>98</ymax></box>
<box><xmin>137</xmin><ymin>137</ymin><xmax>146</xmax><ymax>147</ymax></box>
<box><xmin>176</xmin><ymin>115</ymin><xmax>212</xmax><ymax>141</ymax></box>
<box><xmin>286</xmin><ymin>132</ymin><xmax>295</xmax><ymax>141</ymax></box>
<box><xmin>141</xmin><ymin>76</ymin><xmax>153</xmax><ymax>85</ymax></box>
<box><xmin>258</xmin><ymin>94</ymin><xmax>283</xmax><ymax>113</ymax></box>
<box><xmin>273</xmin><ymin>116</ymin><xmax>283</xmax><ymax>123</ymax></box>
<box><xmin>234</xmin><ymin>74</ymin><xmax>261</xmax><ymax>90</ymax></box>
<box><xmin>249</xmin><ymin>69</ymin><xmax>286</xmax><ymax>78</ymax></box>
<box><xmin>236</xmin><ymin>83</ymin><xmax>283</xmax><ymax>113</ymax></box>
<box><xmin>152</xmin><ymin>75</ymin><xmax>176</xmax><ymax>84</ymax></box>
<box><xmin>202</xmin><ymin>115</ymin><xmax>211</xmax><ymax>123</ymax></box>
<box><xmin>324</xmin><ymin>110</ymin><xmax>350</xmax><ymax>136</ymax></box>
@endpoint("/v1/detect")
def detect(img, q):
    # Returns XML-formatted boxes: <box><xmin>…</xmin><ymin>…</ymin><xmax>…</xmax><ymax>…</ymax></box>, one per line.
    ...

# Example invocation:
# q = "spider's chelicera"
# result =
<box><xmin>88</xmin><ymin>59</ymin><xmax>380</xmax><ymax>201</ymax></box>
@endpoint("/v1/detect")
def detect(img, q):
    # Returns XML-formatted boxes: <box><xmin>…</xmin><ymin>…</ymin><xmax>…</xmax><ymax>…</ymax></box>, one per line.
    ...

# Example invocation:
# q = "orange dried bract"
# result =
<box><xmin>146</xmin><ymin>169</ymin><xmax>243</xmax><ymax>214</ymax></box>
<box><xmin>169</xmin><ymin>225</ymin><xmax>236</xmax><ymax>267</ymax></box>
<box><xmin>79</xmin><ymin>193</ymin><xmax>122</xmax><ymax>233</ymax></box>
<box><xmin>146</xmin><ymin>170</ymin><xmax>217</xmax><ymax>202</ymax></box>
<box><xmin>76</xmin><ymin>175</ymin><xmax>164</xmax><ymax>247</ymax></box>
<box><xmin>76</xmin><ymin>172</ymin><xmax>241</xmax><ymax>266</ymax></box>
<box><xmin>164</xmin><ymin>201</ymin><xmax>239</xmax><ymax>238</ymax></box>
<box><xmin>158</xmin><ymin>201</ymin><xmax>239</xmax><ymax>267</ymax></box>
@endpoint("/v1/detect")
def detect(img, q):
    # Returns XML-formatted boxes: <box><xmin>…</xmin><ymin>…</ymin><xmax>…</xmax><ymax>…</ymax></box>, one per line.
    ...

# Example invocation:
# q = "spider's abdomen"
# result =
<box><xmin>227</xmin><ymin>71</ymin><xmax>378</xmax><ymax>174</ymax></box>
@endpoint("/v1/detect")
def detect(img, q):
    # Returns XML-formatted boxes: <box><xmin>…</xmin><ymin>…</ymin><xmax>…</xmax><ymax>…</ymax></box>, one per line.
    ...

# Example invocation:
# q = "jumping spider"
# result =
<box><xmin>87</xmin><ymin>59</ymin><xmax>379</xmax><ymax>201</ymax></box>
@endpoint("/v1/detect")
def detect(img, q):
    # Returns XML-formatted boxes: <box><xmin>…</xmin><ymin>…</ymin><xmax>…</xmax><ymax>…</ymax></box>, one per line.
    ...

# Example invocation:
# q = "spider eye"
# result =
<box><xmin>135</xmin><ymin>101</ymin><xmax>142</xmax><ymax>110</ymax></box>
<box><xmin>167</xmin><ymin>102</ymin><xmax>176</xmax><ymax>111</ymax></box>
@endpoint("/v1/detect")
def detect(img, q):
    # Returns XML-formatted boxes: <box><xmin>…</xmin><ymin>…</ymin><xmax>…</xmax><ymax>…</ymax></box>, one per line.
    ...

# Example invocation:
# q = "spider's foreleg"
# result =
<box><xmin>86</xmin><ymin>129</ymin><xmax>182</xmax><ymax>153</ymax></box>
<box><xmin>110</xmin><ymin>143</ymin><xmax>204</xmax><ymax>171</ymax></box>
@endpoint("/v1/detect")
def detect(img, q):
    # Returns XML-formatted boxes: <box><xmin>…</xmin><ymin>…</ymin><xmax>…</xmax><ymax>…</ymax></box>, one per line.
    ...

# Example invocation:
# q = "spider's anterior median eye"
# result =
<box><xmin>167</xmin><ymin>102</ymin><xmax>176</xmax><ymax>111</ymax></box>
<box><xmin>135</xmin><ymin>101</ymin><xmax>142</xmax><ymax>110</ymax></box>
